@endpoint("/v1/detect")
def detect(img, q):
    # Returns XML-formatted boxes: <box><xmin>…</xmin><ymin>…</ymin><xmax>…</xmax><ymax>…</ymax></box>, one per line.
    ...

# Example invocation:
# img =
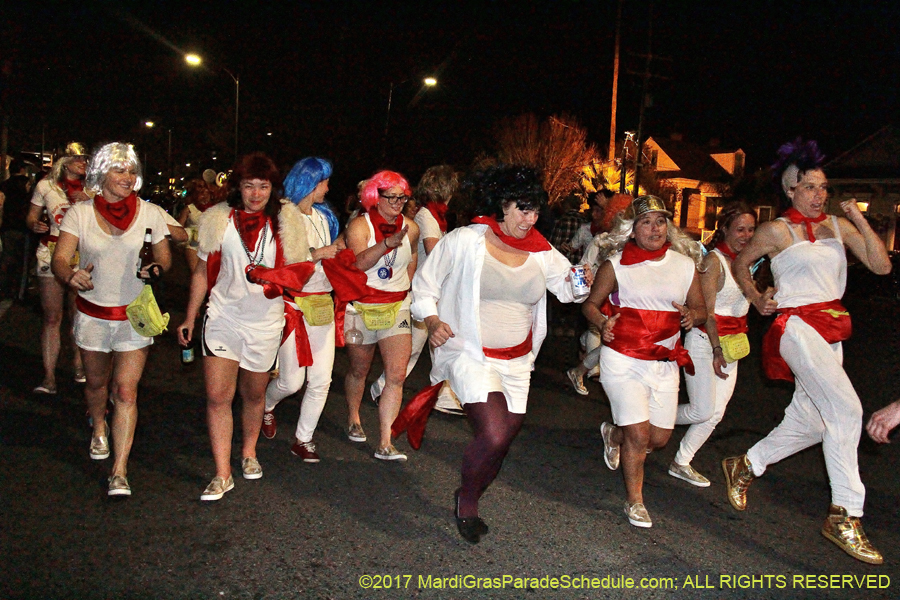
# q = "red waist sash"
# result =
<box><xmin>76</xmin><ymin>296</ymin><xmax>128</xmax><ymax>321</ymax></box>
<box><xmin>40</xmin><ymin>234</ymin><xmax>59</xmax><ymax>247</ymax></box>
<box><xmin>762</xmin><ymin>299</ymin><xmax>851</xmax><ymax>382</ymax></box>
<box><xmin>356</xmin><ymin>289</ymin><xmax>408</xmax><ymax>305</ymax></box>
<box><xmin>604</xmin><ymin>305</ymin><xmax>694</xmax><ymax>375</ymax></box>
<box><xmin>483</xmin><ymin>330</ymin><xmax>533</xmax><ymax>360</ymax></box>
<box><xmin>699</xmin><ymin>314</ymin><xmax>748</xmax><ymax>336</ymax></box>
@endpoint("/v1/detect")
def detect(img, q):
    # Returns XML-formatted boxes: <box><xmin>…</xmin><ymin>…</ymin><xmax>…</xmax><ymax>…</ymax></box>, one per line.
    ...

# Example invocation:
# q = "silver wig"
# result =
<box><xmin>85</xmin><ymin>142</ymin><xmax>143</xmax><ymax>194</ymax></box>
<box><xmin>592</xmin><ymin>209</ymin><xmax>704</xmax><ymax>270</ymax></box>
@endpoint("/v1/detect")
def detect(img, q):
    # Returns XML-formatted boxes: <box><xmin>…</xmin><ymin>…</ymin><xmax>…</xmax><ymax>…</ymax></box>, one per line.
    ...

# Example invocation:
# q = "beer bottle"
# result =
<box><xmin>136</xmin><ymin>228</ymin><xmax>153</xmax><ymax>278</ymax></box>
<box><xmin>181</xmin><ymin>328</ymin><xmax>196</xmax><ymax>366</ymax></box>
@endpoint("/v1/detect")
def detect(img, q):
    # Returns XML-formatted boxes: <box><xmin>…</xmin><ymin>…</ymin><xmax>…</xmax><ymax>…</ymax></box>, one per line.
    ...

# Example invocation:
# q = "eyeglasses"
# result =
<box><xmin>379</xmin><ymin>193</ymin><xmax>410</xmax><ymax>205</ymax></box>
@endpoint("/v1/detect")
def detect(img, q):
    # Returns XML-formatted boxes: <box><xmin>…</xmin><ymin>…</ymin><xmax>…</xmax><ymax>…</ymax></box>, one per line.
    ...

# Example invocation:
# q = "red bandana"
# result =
<box><xmin>234</xmin><ymin>209</ymin><xmax>267</xmax><ymax>250</ymax></box>
<box><xmin>94</xmin><ymin>193</ymin><xmax>139</xmax><ymax>231</ymax></box>
<box><xmin>620</xmin><ymin>240</ymin><xmax>671</xmax><ymax>265</ymax></box>
<box><xmin>715</xmin><ymin>241</ymin><xmax>738</xmax><ymax>261</ymax></box>
<box><xmin>368</xmin><ymin>208</ymin><xmax>401</xmax><ymax>255</ymax></box>
<box><xmin>471</xmin><ymin>216</ymin><xmax>551</xmax><ymax>252</ymax></box>
<box><xmin>425</xmin><ymin>202</ymin><xmax>449</xmax><ymax>233</ymax></box>
<box><xmin>60</xmin><ymin>178</ymin><xmax>85</xmax><ymax>202</ymax></box>
<box><xmin>783</xmin><ymin>207</ymin><xmax>827</xmax><ymax>243</ymax></box>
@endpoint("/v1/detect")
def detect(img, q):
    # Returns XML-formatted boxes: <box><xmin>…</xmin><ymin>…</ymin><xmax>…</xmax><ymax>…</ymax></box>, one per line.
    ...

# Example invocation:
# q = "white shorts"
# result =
<box><xmin>35</xmin><ymin>243</ymin><xmax>54</xmax><ymax>278</ymax></box>
<box><xmin>202</xmin><ymin>313</ymin><xmax>281</xmax><ymax>373</ymax></box>
<box><xmin>74</xmin><ymin>311</ymin><xmax>153</xmax><ymax>353</ymax></box>
<box><xmin>600</xmin><ymin>346</ymin><xmax>679</xmax><ymax>428</ymax></box>
<box><xmin>344</xmin><ymin>299</ymin><xmax>412</xmax><ymax>345</ymax></box>
<box><xmin>450</xmin><ymin>353</ymin><xmax>533</xmax><ymax>414</ymax></box>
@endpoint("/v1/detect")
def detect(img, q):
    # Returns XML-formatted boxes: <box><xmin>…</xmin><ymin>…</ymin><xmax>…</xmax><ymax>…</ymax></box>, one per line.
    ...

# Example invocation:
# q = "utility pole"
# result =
<box><xmin>608</xmin><ymin>0</ymin><xmax>623</xmax><ymax>162</ymax></box>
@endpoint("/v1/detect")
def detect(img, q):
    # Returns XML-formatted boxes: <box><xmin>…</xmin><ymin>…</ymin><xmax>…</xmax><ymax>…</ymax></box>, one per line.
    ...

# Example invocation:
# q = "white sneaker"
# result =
<box><xmin>374</xmin><ymin>445</ymin><xmax>407</xmax><ymax>461</ymax></box>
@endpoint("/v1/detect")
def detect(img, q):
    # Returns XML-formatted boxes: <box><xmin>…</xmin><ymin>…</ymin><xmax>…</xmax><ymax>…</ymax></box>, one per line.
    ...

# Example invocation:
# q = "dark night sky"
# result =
<box><xmin>2</xmin><ymin>0</ymin><xmax>897</xmax><ymax>192</ymax></box>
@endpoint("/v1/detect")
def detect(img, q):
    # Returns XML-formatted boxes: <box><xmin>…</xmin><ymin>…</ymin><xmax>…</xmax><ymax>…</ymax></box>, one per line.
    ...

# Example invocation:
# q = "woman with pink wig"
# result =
<box><xmin>343</xmin><ymin>170</ymin><xmax>419</xmax><ymax>461</ymax></box>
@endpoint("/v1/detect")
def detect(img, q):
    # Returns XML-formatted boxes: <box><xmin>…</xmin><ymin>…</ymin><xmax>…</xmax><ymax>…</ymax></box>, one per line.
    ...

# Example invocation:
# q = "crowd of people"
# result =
<box><xmin>1</xmin><ymin>137</ymin><xmax>895</xmax><ymax>563</ymax></box>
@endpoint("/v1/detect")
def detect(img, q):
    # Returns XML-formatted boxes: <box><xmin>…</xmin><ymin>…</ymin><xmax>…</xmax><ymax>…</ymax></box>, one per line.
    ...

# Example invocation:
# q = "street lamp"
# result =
<box><xmin>382</xmin><ymin>76</ymin><xmax>437</xmax><ymax>162</ymax></box>
<box><xmin>185</xmin><ymin>53</ymin><xmax>239</xmax><ymax>163</ymax></box>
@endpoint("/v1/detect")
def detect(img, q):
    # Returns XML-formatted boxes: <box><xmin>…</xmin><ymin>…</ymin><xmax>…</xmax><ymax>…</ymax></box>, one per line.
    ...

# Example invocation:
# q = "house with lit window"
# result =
<box><xmin>825</xmin><ymin>125</ymin><xmax>899</xmax><ymax>250</ymax></box>
<box><xmin>643</xmin><ymin>135</ymin><xmax>745</xmax><ymax>240</ymax></box>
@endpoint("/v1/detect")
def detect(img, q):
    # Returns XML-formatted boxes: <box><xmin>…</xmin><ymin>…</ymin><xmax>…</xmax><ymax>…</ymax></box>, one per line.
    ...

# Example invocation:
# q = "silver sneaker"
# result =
<box><xmin>107</xmin><ymin>475</ymin><xmax>131</xmax><ymax>497</ymax></box>
<box><xmin>241</xmin><ymin>457</ymin><xmax>263</xmax><ymax>480</ymax></box>
<box><xmin>566</xmin><ymin>368</ymin><xmax>589</xmax><ymax>396</ymax></box>
<box><xmin>668</xmin><ymin>461</ymin><xmax>711</xmax><ymax>487</ymax></box>
<box><xmin>624</xmin><ymin>501</ymin><xmax>652</xmax><ymax>528</ymax></box>
<box><xmin>347</xmin><ymin>423</ymin><xmax>367</xmax><ymax>443</ymax></box>
<box><xmin>600</xmin><ymin>422</ymin><xmax>620</xmax><ymax>470</ymax></box>
<box><xmin>90</xmin><ymin>423</ymin><xmax>110</xmax><ymax>460</ymax></box>
<box><xmin>374</xmin><ymin>445</ymin><xmax>407</xmax><ymax>461</ymax></box>
<box><xmin>200</xmin><ymin>475</ymin><xmax>235</xmax><ymax>501</ymax></box>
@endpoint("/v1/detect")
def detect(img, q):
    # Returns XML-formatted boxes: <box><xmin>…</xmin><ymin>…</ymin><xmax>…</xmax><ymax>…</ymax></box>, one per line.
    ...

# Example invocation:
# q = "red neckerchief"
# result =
<box><xmin>425</xmin><ymin>202</ymin><xmax>448</xmax><ymax>233</ymax></box>
<box><xmin>472</xmin><ymin>216</ymin><xmax>551</xmax><ymax>252</ymax></box>
<box><xmin>234</xmin><ymin>209</ymin><xmax>267</xmax><ymax>250</ymax></box>
<box><xmin>368</xmin><ymin>208</ymin><xmax>400</xmax><ymax>255</ymax></box>
<box><xmin>60</xmin><ymin>178</ymin><xmax>84</xmax><ymax>202</ymax></box>
<box><xmin>590</xmin><ymin>222</ymin><xmax>603</xmax><ymax>236</ymax></box>
<box><xmin>94</xmin><ymin>193</ymin><xmax>138</xmax><ymax>231</ymax></box>
<box><xmin>620</xmin><ymin>240</ymin><xmax>671</xmax><ymax>265</ymax></box>
<box><xmin>715</xmin><ymin>241</ymin><xmax>738</xmax><ymax>261</ymax></box>
<box><xmin>782</xmin><ymin>207</ymin><xmax>827</xmax><ymax>243</ymax></box>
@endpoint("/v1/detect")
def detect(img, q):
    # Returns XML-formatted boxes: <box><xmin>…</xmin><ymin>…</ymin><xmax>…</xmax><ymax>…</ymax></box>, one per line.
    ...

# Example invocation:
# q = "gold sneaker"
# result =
<box><xmin>821</xmin><ymin>505</ymin><xmax>883</xmax><ymax>565</ymax></box>
<box><xmin>722</xmin><ymin>454</ymin><xmax>754</xmax><ymax>511</ymax></box>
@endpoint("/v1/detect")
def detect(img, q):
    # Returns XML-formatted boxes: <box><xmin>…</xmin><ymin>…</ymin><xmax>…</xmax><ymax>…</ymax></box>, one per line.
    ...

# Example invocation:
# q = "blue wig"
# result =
<box><xmin>284</xmin><ymin>157</ymin><xmax>333</xmax><ymax>204</ymax></box>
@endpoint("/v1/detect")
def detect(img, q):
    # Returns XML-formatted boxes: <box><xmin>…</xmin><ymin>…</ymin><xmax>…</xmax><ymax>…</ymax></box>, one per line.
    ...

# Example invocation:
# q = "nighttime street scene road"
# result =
<box><xmin>1</xmin><ymin>2</ymin><xmax>898</xmax><ymax>599</ymax></box>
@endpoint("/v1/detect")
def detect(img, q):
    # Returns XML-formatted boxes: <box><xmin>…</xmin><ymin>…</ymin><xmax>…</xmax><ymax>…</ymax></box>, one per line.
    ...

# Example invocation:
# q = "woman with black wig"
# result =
<box><xmin>411</xmin><ymin>164</ymin><xmax>585</xmax><ymax>543</ymax></box>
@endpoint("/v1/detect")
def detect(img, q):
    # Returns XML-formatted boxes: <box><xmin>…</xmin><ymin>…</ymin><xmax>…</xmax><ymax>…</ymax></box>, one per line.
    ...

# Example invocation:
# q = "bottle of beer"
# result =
<box><xmin>40</xmin><ymin>208</ymin><xmax>51</xmax><ymax>227</ymax></box>
<box><xmin>181</xmin><ymin>328</ymin><xmax>196</xmax><ymax>366</ymax></box>
<box><xmin>136</xmin><ymin>228</ymin><xmax>153</xmax><ymax>278</ymax></box>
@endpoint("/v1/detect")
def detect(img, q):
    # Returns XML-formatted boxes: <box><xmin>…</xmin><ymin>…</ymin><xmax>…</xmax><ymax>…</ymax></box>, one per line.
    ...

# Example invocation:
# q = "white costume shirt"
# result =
<box><xmin>771</xmin><ymin>215</ymin><xmax>845</xmax><ymax>308</ymax></box>
<box><xmin>60</xmin><ymin>200</ymin><xmax>170</xmax><ymax>306</ymax></box>
<box><xmin>411</xmin><ymin>224</ymin><xmax>578</xmax><ymax>399</ymax></box>
<box><xmin>362</xmin><ymin>213</ymin><xmax>413</xmax><ymax>293</ymax></box>
<box><xmin>299</xmin><ymin>207</ymin><xmax>333</xmax><ymax>294</ymax></box>
<box><xmin>31</xmin><ymin>178</ymin><xmax>77</xmax><ymax>239</ymax></box>
<box><xmin>414</xmin><ymin>206</ymin><xmax>443</xmax><ymax>266</ymax></box>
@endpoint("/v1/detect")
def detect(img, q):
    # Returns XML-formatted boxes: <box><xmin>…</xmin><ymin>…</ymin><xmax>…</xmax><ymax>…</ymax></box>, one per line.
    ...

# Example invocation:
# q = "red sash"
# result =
<box><xmin>483</xmin><ymin>330</ymin><xmax>533</xmax><ymax>360</ymax></box>
<box><xmin>320</xmin><ymin>248</ymin><xmax>373</xmax><ymax>347</ymax></box>
<box><xmin>76</xmin><ymin>296</ymin><xmax>128</xmax><ymax>321</ymax></box>
<box><xmin>604</xmin><ymin>305</ymin><xmax>695</xmax><ymax>375</ymax></box>
<box><xmin>282</xmin><ymin>301</ymin><xmax>313</xmax><ymax>367</ymax></box>
<box><xmin>762</xmin><ymin>300</ymin><xmax>851</xmax><ymax>382</ymax></box>
<box><xmin>699</xmin><ymin>314</ymin><xmax>748</xmax><ymax>336</ymax></box>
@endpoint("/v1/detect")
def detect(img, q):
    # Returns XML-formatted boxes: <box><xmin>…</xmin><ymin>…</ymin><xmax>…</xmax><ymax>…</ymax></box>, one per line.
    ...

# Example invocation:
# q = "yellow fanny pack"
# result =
<box><xmin>352</xmin><ymin>301</ymin><xmax>403</xmax><ymax>331</ymax></box>
<box><xmin>719</xmin><ymin>333</ymin><xmax>750</xmax><ymax>364</ymax></box>
<box><xmin>46</xmin><ymin>241</ymin><xmax>79</xmax><ymax>268</ymax></box>
<box><xmin>126</xmin><ymin>284</ymin><xmax>170</xmax><ymax>337</ymax></box>
<box><xmin>295</xmin><ymin>294</ymin><xmax>334</xmax><ymax>327</ymax></box>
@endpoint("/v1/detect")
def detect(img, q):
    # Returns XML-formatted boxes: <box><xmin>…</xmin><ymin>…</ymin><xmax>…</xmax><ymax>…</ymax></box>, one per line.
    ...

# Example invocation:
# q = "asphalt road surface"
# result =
<box><xmin>1</xmin><ymin>256</ymin><xmax>898</xmax><ymax>600</ymax></box>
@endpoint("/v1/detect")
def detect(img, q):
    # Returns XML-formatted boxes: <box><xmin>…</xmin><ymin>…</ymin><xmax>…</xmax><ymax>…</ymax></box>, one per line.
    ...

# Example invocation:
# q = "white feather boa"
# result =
<box><xmin>197</xmin><ymin>200</ymin><xmax>310</xmax><ymax>264</ymax></box>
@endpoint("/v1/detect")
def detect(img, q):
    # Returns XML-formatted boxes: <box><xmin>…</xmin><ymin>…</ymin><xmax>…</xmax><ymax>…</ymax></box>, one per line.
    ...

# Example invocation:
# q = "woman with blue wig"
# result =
<box><xmin>261</xmin><ymin>157</ymin><xmax>345</xmax><ymax>462</ymax></box>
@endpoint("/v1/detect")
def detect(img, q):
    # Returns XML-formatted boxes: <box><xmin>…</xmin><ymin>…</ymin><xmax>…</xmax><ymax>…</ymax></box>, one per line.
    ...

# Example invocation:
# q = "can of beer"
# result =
<box><xmin>571</xmin><ymin>265</ymin><xmax>590</xmax><ymax>297</ymax></box>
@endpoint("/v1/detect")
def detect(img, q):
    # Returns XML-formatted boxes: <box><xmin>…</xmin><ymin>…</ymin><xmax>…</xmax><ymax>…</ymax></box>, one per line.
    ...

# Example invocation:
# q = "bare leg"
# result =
<box><xmin>614</xmin><ymin>422</ymin><xmax>673</xmax><ymax>504</ymax></box>
<box><xmin>344</xmin><ymin>343</ymin><xmax>376</xmax><ymax>428</ymax></box>
<box><xmin>375</xmin><ymin>333</ymin><xmax>412</xmax><ymax>448</ymax></box>
<box><xmin>37</xmin><ymin>277</ymin><xmax>65</xmax><ymax>389</ymax></box>
<box><xmin>108</xmin><ymin>347</ymin><xmax>150</xmax><ymax>477</ymax></box>
<box><xmin>82</xmin><ymin>350</ymin><xmax>113</xmax><ymax>439</ymax></box>
<box><xmin>204</xmin><ymin>356</ymin><xmax>240</xmax><ymax>480</ymax></box>
<box><xmin>237</xmin><ymin>368</ymin><xmax>270</xmax><ymax>460</ymax></box>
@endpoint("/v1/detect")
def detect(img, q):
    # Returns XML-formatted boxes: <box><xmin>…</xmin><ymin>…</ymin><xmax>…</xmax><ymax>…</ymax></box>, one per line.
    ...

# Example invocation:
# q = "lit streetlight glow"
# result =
<box><xmin>185</xmin><ymin>53</ymin><xmax>202</xmax><ymax>66</ymax></box>
<box><xmin>424</xmin><ymin>77</ymin><xmax>437</xmax><ymax>86</ymax></box>
<box><xmin>145</xmin><ymin>121</ymin><xmax>155</xmax><ymax>128</ymax></box>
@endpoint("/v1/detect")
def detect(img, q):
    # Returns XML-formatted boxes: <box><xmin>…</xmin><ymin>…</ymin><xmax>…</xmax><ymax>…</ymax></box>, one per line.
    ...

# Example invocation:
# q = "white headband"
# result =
<box><xmin>781</xmin><ymin>164</ymin><xmax>800</xmax><ymax>195</ymax></box>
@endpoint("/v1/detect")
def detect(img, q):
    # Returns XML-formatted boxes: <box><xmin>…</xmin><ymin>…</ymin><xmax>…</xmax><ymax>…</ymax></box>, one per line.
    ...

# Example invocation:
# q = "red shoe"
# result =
<box><xmin>261</xmin><ymin>411</ymin><xmax>277</xmax><ymax>439</ymax></box>
<box><xmin>290</xmin><ymin>440</ymin><xmax>320</xmax><ymax>463</ymax></box>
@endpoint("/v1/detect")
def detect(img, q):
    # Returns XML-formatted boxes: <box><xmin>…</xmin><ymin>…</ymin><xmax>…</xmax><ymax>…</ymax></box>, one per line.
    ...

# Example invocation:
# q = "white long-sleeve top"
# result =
<box><xmin>411</xmin><ymin>224</ymin><xmax>580</xmax><ymax>392</ymax></box>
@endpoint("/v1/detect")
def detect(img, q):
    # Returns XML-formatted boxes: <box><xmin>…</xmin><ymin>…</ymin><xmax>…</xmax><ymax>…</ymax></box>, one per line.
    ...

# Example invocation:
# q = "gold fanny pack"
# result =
<box><xmin>352</xmin><ymin>301</ymin><xmax>403</xmax><ymax>331</ymax></box>
<box><xmin>295</xmin><ymin>294</ymin><xmax>334</xmax><ymax>327</ymax></box>
<box><xmin>719</xmin><ymin>333</ymin><xmax>750</xmax><ymax>364</ymax></box>
<box><xmin>126</xmin><ymin>284</ymin><xmax>170</xmax><ymax>337</ymax></box>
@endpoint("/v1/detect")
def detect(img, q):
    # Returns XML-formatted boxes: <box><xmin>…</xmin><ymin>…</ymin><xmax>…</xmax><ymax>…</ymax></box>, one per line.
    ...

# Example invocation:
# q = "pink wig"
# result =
<box><xmin>360</xmin><ymin>170</ymin><xmax>412</xmax><ymax>212</ymax></box>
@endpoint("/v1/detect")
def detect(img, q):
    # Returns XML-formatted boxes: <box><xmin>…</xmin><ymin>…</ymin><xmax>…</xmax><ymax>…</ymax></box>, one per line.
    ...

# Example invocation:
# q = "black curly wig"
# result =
<box><xmin>462</xmin><ymin>164</ymin><xmax>548</xmax><ymax>221</ymax></box>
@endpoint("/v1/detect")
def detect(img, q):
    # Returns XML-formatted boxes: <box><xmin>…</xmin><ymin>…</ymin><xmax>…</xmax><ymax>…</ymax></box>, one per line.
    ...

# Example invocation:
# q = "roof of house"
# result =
<box><xmin>826</xmin><ymin>125</ymin><xmax>900</xmax><ymax>179</ymax></box>
<box><xmin>646</xmin><ymin>137</ymin><xmax>734</xmax><ymax>184</ymax></box>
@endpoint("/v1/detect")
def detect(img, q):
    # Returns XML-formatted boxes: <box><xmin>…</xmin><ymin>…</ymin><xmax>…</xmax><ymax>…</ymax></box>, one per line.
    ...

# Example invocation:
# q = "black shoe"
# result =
<box><xmin>454</xmin><ymin>488</ymin><xmax>488</xmax><ymax>543</ymax></box>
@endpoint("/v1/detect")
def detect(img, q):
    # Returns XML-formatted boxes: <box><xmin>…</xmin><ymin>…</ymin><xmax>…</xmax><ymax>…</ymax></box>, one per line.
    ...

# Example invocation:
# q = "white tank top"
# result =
<box><xmin>479</xmin><ymin>252</ymin><xmax>544</xmax><ymax>348</ymax></box>
<box><xmin>300</xmin><ymin>208</ymin><xmax>333</xmax><ymax>294</ymax></box>
<box><xmin>771</xmin><ymin>215</ymin><xmax>845</xmax><ymax>308</ymax></box>
<box><xmin>609</xmin><ymin>249</ymin><xmax>695</xmax><ymax>349</ymax></box>
<box><xmin>712</xmin><ymin>249</ymin><xmax>750</xmax><ymax>318</ymax></box>
<box><xmin>363</xmin><ymin>213</ymin><xmax>413</xmax><ymax>292</ymax></box>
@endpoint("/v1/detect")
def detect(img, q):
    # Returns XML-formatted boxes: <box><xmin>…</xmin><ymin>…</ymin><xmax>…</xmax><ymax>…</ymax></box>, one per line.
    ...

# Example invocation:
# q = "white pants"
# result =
<box><xmin>371</xmin><ymin>318</ymin><xmax>461</xmax><ymax>411</ymax></box>
<box><xmin>675</xmin><ymin>328</ymin><xmax>738</xmax><ymax>465</ymax></box>
<box><xmin>265</xmin><ymin>319</ymin><xmax>336</xmax><ymax>443</ymax></box>
<box><xmin>746</xmin><ymin>317</ymin><xmax>866</xmax><ymax>516</ymax></box>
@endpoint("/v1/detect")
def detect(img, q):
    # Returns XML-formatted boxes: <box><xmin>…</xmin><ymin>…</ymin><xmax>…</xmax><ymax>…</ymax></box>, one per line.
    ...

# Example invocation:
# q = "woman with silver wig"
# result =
<box><xmin>26</xmin><ymin>142</ymin><xmax>91</xmax><ymax>394</ymax></box>
<box><xmin>52</xmin><ymin>142</ymin><xmax>174</xmax><ymax>497</ymax></box>
<box><xmin>582</xmin><ymin>195</ymin><xmax>706</xmax><ymax>528</ymax></box>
